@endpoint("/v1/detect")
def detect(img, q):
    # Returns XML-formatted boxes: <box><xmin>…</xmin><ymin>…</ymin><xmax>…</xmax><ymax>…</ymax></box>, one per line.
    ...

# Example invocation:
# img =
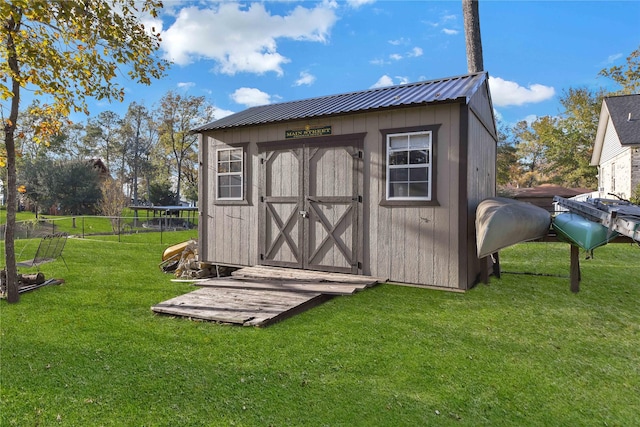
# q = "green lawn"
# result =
<box><xmin>1</xmin><ymin>236</ymin><xmax>639</xmax><ymax>426</ymax></box>
<box><xmin>1</xmin><ymin>211</ymin><xmax>198</xmax><ymax>239</ymax></box>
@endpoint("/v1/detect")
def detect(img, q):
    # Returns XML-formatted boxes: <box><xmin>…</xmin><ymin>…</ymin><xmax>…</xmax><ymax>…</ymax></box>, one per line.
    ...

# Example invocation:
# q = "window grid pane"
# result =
<box><xmin>386</xmin><ymin>131</ymin><xmax>432</xmax><ymax>201</ymax></box>
<box><xmin>217</xmin><ymin>148</ymin><xmax>244</xmax><ymax>200</ymax></box>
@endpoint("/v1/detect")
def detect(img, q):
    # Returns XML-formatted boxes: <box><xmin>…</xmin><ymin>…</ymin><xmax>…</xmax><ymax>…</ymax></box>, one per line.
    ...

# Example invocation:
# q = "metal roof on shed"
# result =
<box><xmin>194</xmin><ymin>72</ymin><xmax>489</xmax><ymax>132</ymax></box>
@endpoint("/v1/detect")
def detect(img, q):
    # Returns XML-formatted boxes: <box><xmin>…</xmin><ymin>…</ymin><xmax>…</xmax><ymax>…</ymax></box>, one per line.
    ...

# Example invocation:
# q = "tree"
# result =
<box><xmin>14</xmin><ymin>100</ymin><xmax>69</xmax><ymax>161</ymax></box>
<box><xmin>543</xmin><ymin>87</ymin><xmax>602</xmax><ymax>188</ymax></box>
<box><xmin>48</xmin><ymin>160</ymin><xmax>103</xmax><ymax>215</ymax></box>
<box><xmin>1</xmin><ymin>0</ymin><xmax>167</xmax><ymax>303</ymax></box>
<box><xmin>85</xmin><ymin>111</ymin><xmax>122</xmax><ymax>172</ymax></box>
<box><xmin>17</xmin><ymin>155</ymin><xmax>53</xmax><ymax>214</ymax></box>
<box><xmin>512</xmin><ymin>119</ymin><xmax>549</xmax><ymax>187</ymax></box>
<box><xmin>462</xmin><ymin>0</ymin><xmax>484</xmax><ymax>73</ymax></box>
<box><xmin>509</xmin><ymin>88</ymin><xmax>602</xmax><ymax>189</ymax></box>
<box><xmin>148</xmin><ymin>179</ymin><xmax>177</xmax><ymax>206</ymax></box>
<box><xmin>120</xmin><ymin>102</ymin><xmax>155</xmax><ymax>205</ymax></box>
<box><xmin>98</xmin><ymin>177</ymin><xmax>129</xmax><ymax>233</ymax></box>
<box><xmin>157</xmin><ymin>91</ymin><xmax>213</xmax><ymax>203</ymax></box>
<box><xmin>495</xmin><ymin>121</ymin><xmax>518</xmax><ymax>187</ymax></box>
<box><xmin>181</xmin><ymin>151</ymin><xmax>199</xmax><ymax>204</ymax></box>
<box><xmin>20</xmin><ymin>158</ymin><xmax>103</xmax><ymax>215</ymax></box>
<box><xmin>599</xmin><ymin>45</ymin><xmax>640</xmax><ymax>95</ymax></box>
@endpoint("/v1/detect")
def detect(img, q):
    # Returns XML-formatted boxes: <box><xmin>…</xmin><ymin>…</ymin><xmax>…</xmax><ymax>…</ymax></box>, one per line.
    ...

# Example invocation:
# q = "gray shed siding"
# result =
<box><xmin>200</xmin><ymin>108</ymin><xmax>493</xmax><ymax>289</ymax></box>
<box><xmin>465</xmin><ymin>105</ymin><xmax>497</xmax><ymax>285</ymax></box>
<box><xmin>198</xmin><ymin>80</ymin><xmax>496</xmax><ymax>290</ymax></box>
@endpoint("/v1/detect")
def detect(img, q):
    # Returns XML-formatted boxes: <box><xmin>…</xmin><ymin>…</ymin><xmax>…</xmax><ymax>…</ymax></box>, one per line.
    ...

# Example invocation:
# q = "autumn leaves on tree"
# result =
<box><xmin>1</xmin><ymin>0</ymin><xmax>167</xmax><ymax>303</ymax></box>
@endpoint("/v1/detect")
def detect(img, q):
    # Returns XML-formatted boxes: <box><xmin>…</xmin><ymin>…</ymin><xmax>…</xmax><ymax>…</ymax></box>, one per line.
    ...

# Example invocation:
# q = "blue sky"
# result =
<box><xmin>65</xmin><ymin>1</ymin><xmax>640</xmax><ymax>126</ymax></box>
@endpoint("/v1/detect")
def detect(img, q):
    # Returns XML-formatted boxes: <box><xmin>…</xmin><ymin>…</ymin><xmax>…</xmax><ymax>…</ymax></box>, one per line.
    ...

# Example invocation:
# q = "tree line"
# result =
<box><xmin>497</xmin><ymin>45</ymin><xmax>639</xmax><ymax>195</ymax></box>
<box><xmin>15</xmin><ymin>90</ymin><xmax>214</xmax><ymax>215</ymax></box>
<box><xmin>14</xmin><ymin>44</ymin><xmax>638</xmax><ymax>215</ymax></box>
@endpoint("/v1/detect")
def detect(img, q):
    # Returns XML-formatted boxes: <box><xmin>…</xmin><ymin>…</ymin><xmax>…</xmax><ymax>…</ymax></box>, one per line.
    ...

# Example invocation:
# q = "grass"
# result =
<box><xmin>1</xmin><ymin>211</ymin><xmax>198</xmax><ymax>240</ymax></box>
<box><xmin>1</xmin><ymin>236</ymin><xmax>639</xmax><ymax>426</ymax></box>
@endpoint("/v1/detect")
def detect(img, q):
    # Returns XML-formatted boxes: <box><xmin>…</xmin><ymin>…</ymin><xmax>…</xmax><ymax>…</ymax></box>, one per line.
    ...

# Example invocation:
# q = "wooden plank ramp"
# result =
<box><xmin>231</xmin><ymin>265</ymin><xmax>386</xmax><ymax>284</ymax></box>
<box><xmin>151</xmin><ymin>267</ymin><xmax>387</xmax><ymax>327</ymax></box>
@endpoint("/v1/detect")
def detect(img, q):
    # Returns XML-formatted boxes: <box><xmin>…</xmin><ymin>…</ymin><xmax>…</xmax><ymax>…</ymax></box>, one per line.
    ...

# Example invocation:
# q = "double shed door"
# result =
<box><xmin>259</xmin><ymin>137</ymin><xmax>363</xmax><ymax>274</ymax></box>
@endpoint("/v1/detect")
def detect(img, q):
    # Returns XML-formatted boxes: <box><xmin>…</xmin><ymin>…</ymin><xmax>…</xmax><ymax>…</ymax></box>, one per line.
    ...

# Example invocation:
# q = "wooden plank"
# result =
<box><xmin>570</xmin><ymin>244</ymin><xmax>580</xmax><ymax>293</ymax></box>
<box><xmin>151</xmin><ymin>287</ymin><xmax>326</xmax><ymax>326</ymax></box>
<box><xmin>196</xmin><ymin>277</ymin><xmax>364</xmax><ymax>295</ymax></box>
<box><xmin>245</xmin><ymin>293</ymin><xmax>333</xmax><ymax>327</ymax></box>
<box><xmin>232</xmin><ymin>265</ymin><xmax>384</xmax><ymax>285</ymax></box>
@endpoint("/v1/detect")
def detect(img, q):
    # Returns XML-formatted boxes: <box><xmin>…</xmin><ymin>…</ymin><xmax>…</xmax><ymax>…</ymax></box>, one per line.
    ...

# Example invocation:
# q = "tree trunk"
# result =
<box><xmin>462</xmin><ymin>0</ymin><xmax>484</xmax><ymax>73</ymax></box>
<box><xmin>4</xmin><ymin>13</ymin><xmax>22</xmax><ymax>303</ymax></box>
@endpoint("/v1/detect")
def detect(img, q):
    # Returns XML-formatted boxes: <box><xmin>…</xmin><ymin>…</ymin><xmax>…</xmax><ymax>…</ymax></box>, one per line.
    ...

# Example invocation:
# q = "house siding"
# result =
<box><xmin>632</xmin><ymin>148</ymin><xmax>640</xmax><ymax>196</ymax></box>
<box><xmin>599</xmin><ymin>149</ymin><xmax>633</xmax><ymax>199</ymax></box>
<box><xmin>600</xmin><ymin>117</ymin><xmax>625</xmax><ymax>164</ymax></box>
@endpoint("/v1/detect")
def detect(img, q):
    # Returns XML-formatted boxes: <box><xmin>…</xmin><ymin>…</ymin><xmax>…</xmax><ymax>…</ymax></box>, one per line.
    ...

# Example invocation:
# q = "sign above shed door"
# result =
<box><xmin>259</xmin><ymin>142</ymin><xmax>363</xmax><ymax>274</ymax></box>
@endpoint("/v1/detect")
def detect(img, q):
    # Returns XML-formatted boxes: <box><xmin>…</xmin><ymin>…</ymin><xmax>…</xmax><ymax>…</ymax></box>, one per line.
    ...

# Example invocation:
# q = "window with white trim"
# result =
<box><xmin>386</xmin><ymin>131</ymin><xmax>432</xmax><ymax>201</ymax></box>
<box><xmin>216</xmin><ymin>147</ymin><xmax>243</xmax><ymax>200</ymax></box>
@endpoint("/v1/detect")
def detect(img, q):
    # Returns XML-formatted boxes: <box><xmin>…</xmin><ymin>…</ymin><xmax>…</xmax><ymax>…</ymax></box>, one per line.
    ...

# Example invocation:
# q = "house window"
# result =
<box><xmin>386</xmin><ymin>131</ymin><xmax>432</xmax><ymax>201</ymax></box>
<box><xmin>216</xmin><ymin>147</ymin><xmax>243</xmax><ymax>200</ymax></box>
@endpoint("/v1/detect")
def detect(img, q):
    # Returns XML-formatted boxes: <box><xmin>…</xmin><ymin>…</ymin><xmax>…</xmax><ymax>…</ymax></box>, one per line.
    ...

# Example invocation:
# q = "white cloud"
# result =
<box><xmin>425</xmin><ymin>11</ymin><xmax>458</xmax><ymax>30</ymax></box>
<box><xmin>213</xmin><ymin>107</ymin><xmax>236</xmax><ymax>119</ymax></box>
<box><xmin>489</xmin><ymin>76</ymin><xmax>555</xmax><ymax>107</ymax></box>
<box><xmin>346</xmin><ymin>0</ymin><xmax>375</xmax><ymax>8</ymax></box>
<box><xmin>371</xmin><ymin>75</ymin><xmax>409</xmax><ymax>89</ymax></box>
<box><xmin>294</xmin><ymin>71</ymin><xmax>316</xmax><ymax>86</ymax></box>
<box><xmin>162</xmin><ymin>2</ymin><xmax>337</xmax><ymax>75</ymax></box>
<box><xmin>230</xmin><ymin>87</ymin><xmax>272</xmax><ymax>107</ymax></box>
<box><xmin>441</xmin><ymin>28</ymin><xmax>458</xmax><ymax>35</ymax></box>
<box><xmin>177</xmin><ymin>82</ymin><xmax>195</xmax><ymax>90</ymax></box>
<box><xmin>369</xmin><ymin>58</ymin><xmax>387</xmax><ymax>66</ymax></box>
<box><xmin>606</xmin><ymin>53</ymin><xmax>623</xmax><ymax>64</ymax></box>
<box><xmin>388</xmin><ymin>47</ymin><xmax>422</xmax><ymax>62</ymax></box>
<box><xmin>408</xmin><ymin>47</ymin><xmax>423</xmax><ymax>58</ymax></box>
<box><xmin>388</xmin><ymin>37</ymin><xmax>409</xmax><ymax>46</ymax></box>
<box><xmin>371</xmin><ymin>75</ymin><xmax>394</xmax><ymax>88</ymax></box>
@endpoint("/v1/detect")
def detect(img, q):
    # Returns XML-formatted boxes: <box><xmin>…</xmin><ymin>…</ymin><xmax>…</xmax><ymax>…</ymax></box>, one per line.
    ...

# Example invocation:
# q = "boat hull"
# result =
<box><xmin>552</xmin><ymin>213</ymin><xmax>618</xmax><ymax>251</ymax></box>
<box><xmin>162</xmin><ymin>240</ymin><xmax>195</xmax><ymax>261</ymax></box>
<box><xmin>476</xmin><ymin>197</ymin><xmax>552</xmax><ymax>258</ymax></box>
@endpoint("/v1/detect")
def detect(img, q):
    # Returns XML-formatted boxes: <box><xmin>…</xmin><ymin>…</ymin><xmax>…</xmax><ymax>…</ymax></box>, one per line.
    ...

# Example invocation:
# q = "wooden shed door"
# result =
<box><xmin>260</xmin><ymin>142</ymin><xmax>362</xmax><ymax>274</ymax></box>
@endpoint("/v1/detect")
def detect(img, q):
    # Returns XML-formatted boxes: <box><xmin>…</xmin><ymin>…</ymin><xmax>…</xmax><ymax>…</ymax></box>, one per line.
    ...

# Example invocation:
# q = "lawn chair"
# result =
<box><xmin>17</xmin><ymin>232</ymin><xmax>69</xmax><ymax>271</ymax></box>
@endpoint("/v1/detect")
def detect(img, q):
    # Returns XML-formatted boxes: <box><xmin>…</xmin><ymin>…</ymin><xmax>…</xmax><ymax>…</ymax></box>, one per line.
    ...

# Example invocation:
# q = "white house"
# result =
<box><xmin>591</xmin><ymin>94</ymin><xmax>640</xmax><ymax>200</ymax></box>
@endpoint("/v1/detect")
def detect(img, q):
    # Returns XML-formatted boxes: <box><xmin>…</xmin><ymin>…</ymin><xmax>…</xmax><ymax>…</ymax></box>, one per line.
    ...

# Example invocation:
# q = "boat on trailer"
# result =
<box><xmin>553</xmin><ymin>196</ymin><xmax>640</xmax><ymax>245</ymax></box>
<box><xmin>475</xmin><ymin>197</ymin><xmax>552</xmax><ymax>258</ymax></box>
<box><xmin>552</xmin><ymin>212</ymin><xmax>619</xmax><ymax>252</ymax></box>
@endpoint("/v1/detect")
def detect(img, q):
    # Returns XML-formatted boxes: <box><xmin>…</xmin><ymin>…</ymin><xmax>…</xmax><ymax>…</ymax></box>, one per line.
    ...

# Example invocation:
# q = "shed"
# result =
<box><xmin>590</xmin><ymin>94</ymin><xmax>640</xmax><ymax>200</ymax></box>
<box><xmin>194</xmin><ymin>72</ymin><xmax>497</xmax><ymax>291</ymax></box>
